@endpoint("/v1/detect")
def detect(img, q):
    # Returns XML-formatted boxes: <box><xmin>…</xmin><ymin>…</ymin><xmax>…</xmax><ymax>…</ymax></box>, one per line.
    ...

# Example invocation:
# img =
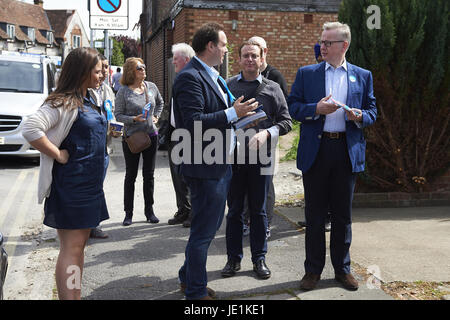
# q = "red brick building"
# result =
<box><xmin>140</xmin><ymin>0</ymin><xmax>341</xmax><ymax>104</ymax></box>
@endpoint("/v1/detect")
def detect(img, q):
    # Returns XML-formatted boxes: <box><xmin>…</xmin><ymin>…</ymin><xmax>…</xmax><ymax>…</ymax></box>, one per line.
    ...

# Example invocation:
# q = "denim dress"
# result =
<box><xmin>44</xmin><ymin>95</ymin><xmax>109</xmax><ymax>229</ymax></box>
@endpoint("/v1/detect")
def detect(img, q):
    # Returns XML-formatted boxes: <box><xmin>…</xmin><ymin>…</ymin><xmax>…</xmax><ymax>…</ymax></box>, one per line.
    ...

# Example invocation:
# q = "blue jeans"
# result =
<box><xmin>178</xmin><ymin>166</ymin><xmax>232</xmax><ymax>299</ymax></box>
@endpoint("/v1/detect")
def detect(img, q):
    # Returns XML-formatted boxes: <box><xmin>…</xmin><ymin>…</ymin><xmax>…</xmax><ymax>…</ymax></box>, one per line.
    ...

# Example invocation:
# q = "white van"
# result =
<box><xmin>0</xmin><ymin>52</ymin><xmax>56</xmax><ymax>158</ymax></box>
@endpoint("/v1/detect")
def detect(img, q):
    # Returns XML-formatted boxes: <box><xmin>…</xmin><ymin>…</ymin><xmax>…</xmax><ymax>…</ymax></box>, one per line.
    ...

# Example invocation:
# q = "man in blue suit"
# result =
<box><xmin>288</xmin><ymin>22</ymin><xmax>377</xmax><ymax>291</ymax></box>
<box><xmin>172</xmin><ymin>23</ymin><xmax>258</xmax><ymax>300</ymax></box>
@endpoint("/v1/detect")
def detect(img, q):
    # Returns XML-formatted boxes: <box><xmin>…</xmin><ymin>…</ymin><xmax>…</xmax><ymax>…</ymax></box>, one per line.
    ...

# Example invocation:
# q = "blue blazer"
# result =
<box><xmin>172</xmin><ymin>57</ymin><xmax>232</xmax><ymax>179</ymax></box>
<box><xmin>287</xmin><ymin>61</ymin><xmax>377</xmax><ymax>173</ymax></box>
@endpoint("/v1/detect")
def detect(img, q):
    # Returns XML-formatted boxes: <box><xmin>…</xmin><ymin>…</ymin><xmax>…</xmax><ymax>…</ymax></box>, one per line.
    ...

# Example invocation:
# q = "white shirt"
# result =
<box><xmin>323</xmin><ymin>60</ymin><xmax>348</xmax><ymax>132</ymax></box>
<box><xmin>170</xmin><ymin>98</ymin><xmax>176</xmax><ymax>127</ymax></box>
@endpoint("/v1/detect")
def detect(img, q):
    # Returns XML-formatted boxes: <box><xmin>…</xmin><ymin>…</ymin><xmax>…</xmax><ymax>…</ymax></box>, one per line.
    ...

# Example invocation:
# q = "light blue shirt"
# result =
<box><xmin>194</xmin><ymin>56</ymin><xmax>237</xmax><ymax>155</ymax></box>
<box><xmin>194</xmin><ymin>56</ymin><xmax>238</xmax><ymax>123</ymax></box>
<box><xmin>324</xmin><ymin>60</ymin><xmax>348</xmax><ymax>132</ymax></box>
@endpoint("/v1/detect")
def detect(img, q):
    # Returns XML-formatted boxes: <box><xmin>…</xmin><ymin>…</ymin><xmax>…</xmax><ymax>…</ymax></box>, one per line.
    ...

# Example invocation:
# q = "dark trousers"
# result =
<box><xmin>302</xmin><ymin>136</ymin><xmax>356</xmax><ymax>275</ymax></box>
<box><xmin>178</xmin><ymin>166</ymin><xmax>232</xmax><ymax>300</ymax></box>
<box><xmin>242</xmin><ymin>177</ymin><xmax>275</xmax><ymax>225</ymax></box>
<box><xmin>122</xmin><ymin>135</ymin><xmax>158</xmax><ymax>217</ymax></box>
<box><xmin>168</xmin><ymin>140</ymin><xmax>191</xmax><ymax>215</ymax></box>
<box><xmin>226</xmin><ymin>163</ymin><xmax>271</xmax><ymax>263</ymax></box>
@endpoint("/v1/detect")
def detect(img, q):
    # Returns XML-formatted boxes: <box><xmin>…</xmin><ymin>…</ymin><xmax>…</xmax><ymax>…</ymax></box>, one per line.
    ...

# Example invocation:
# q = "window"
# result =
<box><xmin>0</xmin><ymin>61</ymin><xmax>43</xmax><ymax>93</ymax></box>
<box><xmin>7</xmin><ymin>24</ymin><xmax>15</xmax><ymax>39</ymax></box>
<box><xmin>73</xmin><ymin>35</ymin><xmax>81</xmax><ymax>48</ymax></box>
<box><xmin>28</xmin><ymin>27</ymin><xmax>35</xmax><ymax>43</ymax></box>
<box><xmin>46</xmin><ymin>31</ymin><xmax>53</xmax><ymax>44</ymax></box>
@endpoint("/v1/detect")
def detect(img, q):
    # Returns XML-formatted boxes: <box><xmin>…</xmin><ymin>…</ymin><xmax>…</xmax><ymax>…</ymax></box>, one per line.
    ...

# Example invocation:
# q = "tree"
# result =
<box><xmin>339</xmin><ymin>0</ymin><xmax>450</xmax><ymax>192</ymax></box>
<box><xmin>113</xmin><ymin>35</ymin><xmax>139</xmax><ymax>60</ymax></box>
<box><xmin>97</xmin><ymin>38</ymin><xmax>124</xmax><ymax>66</ymax></box>
<box><xmin>111</xmin><ymin>39</ymin><xmax>124</xmax><ymax>66</ymax></box>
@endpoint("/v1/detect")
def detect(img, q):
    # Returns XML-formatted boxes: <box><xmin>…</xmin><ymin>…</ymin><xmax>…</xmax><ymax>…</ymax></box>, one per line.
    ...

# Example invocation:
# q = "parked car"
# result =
<box><xmin>0</xmin><ymin>52</ymin><xmax>57</xmax><ymax>158</ymax></box>
<box><xmin>0</xmin><ymin>232</ymin><xmax>8</xmax><ymax>300</ymax></box>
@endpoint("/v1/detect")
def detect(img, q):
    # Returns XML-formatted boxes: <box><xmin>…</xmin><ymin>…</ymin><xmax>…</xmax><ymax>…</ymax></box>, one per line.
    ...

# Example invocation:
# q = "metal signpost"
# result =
<box><xmin>89</xmin><ymin>0</ymin><xmax>129</xmax><ymax>83</ymax></box>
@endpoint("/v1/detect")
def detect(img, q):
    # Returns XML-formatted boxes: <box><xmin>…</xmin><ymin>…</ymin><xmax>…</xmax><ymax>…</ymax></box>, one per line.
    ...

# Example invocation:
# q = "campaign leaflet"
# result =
<box><xmin>142</xmin><ymin>102</ymin><xmax>152</xmax><ymax>120</ymax></box>
<box><xmin>331</xmin><ymin>98</ymin><xmax>361</xmax><ymax>116</ymax></box>
<box><xmin>234</xmin><ymin>105</ymin><xmax>267</xmax><ymax>130</ymax></box>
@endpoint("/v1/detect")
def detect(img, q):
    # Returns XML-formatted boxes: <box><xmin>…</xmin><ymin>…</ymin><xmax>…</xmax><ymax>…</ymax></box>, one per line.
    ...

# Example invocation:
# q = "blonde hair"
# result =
<box><xmin>120</xmin><ymin>57</ymin><xmax>144</xmax><ymax>86</ymax></box>
<box><xmin>248</xmin><ymin>36</ymin><xmax>267</xmax><ymax>49</ymax></box>
<box><xmin>323</xmin><ymin>22</ymin><xmax>351</xmax><ymax>45</ymax></box>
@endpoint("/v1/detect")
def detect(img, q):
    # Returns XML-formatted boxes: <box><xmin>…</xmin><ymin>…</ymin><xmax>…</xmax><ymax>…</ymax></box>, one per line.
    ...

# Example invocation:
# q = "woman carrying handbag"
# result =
<box><xmin>114</xmin><ymin>57</ymin><xmax>164</xmax><ymax>226</ymax></box>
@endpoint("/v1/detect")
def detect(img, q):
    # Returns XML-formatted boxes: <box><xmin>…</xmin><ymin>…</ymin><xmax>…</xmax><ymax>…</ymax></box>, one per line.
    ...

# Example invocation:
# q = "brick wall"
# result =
<box><xmin>176</xmin><ymin>8</ymin><xmax>337</xmax><ymax>90</ymax></box>
<box><xmin>147</xmin><ymin>30</ymin><xmax>165</xmax><ymax>100</ymax></box>
<box><xmin>144</xmin><ymin>7</ymin><xmax>337</xmax><ymax>103</ymax></box>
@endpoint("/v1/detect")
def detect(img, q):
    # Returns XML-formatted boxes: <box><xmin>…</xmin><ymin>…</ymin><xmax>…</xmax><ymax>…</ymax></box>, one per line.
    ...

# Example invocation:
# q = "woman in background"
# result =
<box><xmin>114</xmin><ymin>57</ymin><xmax>164</xmax><ymax>226</ymax></box>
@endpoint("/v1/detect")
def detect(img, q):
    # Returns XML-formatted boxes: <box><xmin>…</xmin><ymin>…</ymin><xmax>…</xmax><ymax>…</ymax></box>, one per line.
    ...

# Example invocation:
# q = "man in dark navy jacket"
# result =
<box><xmin>172</xmin><ymin>23</ymin><xmax>258</xmax><ymax>300</ymax></box>
<box><xmin>288</xmin><ymin>22</ymin><xmax>377</xmax><ymax>292</ymax></box>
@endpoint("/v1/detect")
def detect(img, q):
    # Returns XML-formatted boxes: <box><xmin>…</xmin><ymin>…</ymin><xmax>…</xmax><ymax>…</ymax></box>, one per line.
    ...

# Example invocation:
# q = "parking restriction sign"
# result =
<box><xmin>89</xmin><ymin>0</ymin><xmax>128</xmax><ymax>30</ymax></box>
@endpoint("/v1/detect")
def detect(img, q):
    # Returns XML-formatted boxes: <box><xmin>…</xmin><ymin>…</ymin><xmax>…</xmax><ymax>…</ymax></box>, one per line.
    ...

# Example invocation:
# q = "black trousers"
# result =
<box><xmin>302</xmin><ymin>136</ymin><xmax>356</xmax><ymax>275</ymax></box>
<box><xmin>226</xmin><ymin>163</ymin><xmax>271</xmax><ymax>263</ymax></box>
<box><xmin>122</xmin><ymin>135</ymin><xmax>158</xmax><ymax>217</ymax></box>
<box><xmin>243</xmin><ymin>178</ymin><xmax>274</xmax><ymax>225</ymax></box>
<box><xmin>168</xmin><ymin>140</ymin><xmax>191</xmax><ymax>215</ymax></box>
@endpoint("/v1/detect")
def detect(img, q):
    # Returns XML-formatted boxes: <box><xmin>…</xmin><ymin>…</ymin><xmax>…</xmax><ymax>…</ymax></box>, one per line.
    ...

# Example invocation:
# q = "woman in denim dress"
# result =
<box><xmin>23</xmin><ymin>48</ymin><xmax>108</xmax><ymax>300</ymax></box>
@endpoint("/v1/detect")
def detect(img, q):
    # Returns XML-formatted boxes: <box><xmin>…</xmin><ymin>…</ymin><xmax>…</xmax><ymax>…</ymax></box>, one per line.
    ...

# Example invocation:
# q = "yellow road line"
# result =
<box><xmin>0</xmin><ymin>170</ymin><xmax>28</xmax><ymax>229</ymax></box>
<box><xmin>3</xmin><ymin>170</ymin><xmax>39</xmax><ymax>265</ymax></box>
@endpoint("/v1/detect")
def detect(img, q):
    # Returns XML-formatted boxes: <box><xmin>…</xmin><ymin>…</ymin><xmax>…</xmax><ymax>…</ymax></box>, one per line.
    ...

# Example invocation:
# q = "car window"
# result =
<box><xmin>0</xmin><ymin>61</ymin><xmax>43</xmax><ymax>93</ymax></box>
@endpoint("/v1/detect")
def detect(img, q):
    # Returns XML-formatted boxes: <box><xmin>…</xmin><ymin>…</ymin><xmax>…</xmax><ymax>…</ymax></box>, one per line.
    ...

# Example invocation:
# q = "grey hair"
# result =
<box><xmin>248</xmin><ymin>36</ymin><xmax>267</xmax><ymax>49</ymax></box>
<box><xmin>323</xmin><ymin>22</ymin><xmax>351</xmax><ymax>45</ymax></box>
<box><xmin>172</xmin><ymin>43</ymin><xmax>195</xmax><ymax>59</ymax></box>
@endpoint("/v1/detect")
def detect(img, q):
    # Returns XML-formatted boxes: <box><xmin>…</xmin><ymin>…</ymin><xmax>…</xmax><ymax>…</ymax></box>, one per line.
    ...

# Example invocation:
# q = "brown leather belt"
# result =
<box><xmin>323</xmin><ymin>131</ymin><xmax>346</xmax><ymax>139</ymax></box>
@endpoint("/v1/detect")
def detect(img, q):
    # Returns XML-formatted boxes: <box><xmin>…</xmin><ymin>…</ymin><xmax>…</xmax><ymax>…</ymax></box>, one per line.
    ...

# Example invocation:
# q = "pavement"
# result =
<box><xmin>7</xmin><ymin>138</ymin><xmax>450</xmax><ymax>301</ymax></box>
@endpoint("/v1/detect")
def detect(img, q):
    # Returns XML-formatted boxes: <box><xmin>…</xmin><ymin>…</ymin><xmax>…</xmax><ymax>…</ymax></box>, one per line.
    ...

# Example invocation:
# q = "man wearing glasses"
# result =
<box><xmin>288</xmin><ymin>22</ymin><xmax>377</xmax><ymax>292</ymax></box>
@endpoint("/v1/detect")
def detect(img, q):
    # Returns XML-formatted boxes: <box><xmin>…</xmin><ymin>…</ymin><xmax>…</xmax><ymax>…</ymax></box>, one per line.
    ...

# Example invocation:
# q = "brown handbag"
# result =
<box><xmin>124</xmin><ymin>82</ymin><xmax>152</xmax><ymax>153</ymax></box>
<box><xmin>125</xmin><ymin>131</ymin><xmax>151</xmax><ymax>153</ymax></box>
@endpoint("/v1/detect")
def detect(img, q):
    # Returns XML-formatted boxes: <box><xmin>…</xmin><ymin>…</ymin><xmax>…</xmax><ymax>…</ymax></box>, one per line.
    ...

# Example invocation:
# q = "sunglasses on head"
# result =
<box><xmin>136</xmin><ymin>64</ymin><xmax>146</xmax><ymax>71</ymax></box>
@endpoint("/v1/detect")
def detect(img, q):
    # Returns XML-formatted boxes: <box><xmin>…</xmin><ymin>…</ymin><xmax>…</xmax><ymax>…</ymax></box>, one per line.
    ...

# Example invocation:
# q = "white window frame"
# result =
<box><xmin>73</xmin><ymin>35</ymin><xmax>81</xmax><ymax>48</ymax></box>
<box><xmin>7</xmin><ymin>24</ymin><xmax>15</xmax><ymax>39</ymax></box>
<box><xmin>28</xmin><ymin>27</ymin><xmax>35</xmax><ymax>43</ymax></box>
<box><xmin>46</xmin><ymin>31</ymin><xmax>53</xmax><ymax>44</ymax></box>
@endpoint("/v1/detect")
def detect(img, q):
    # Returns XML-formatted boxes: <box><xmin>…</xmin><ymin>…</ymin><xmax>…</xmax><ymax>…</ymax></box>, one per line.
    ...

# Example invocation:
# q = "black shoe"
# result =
<box><xmin>145</xmin><ymin>208</ymin><xmax>160</xmax><ymax>224</ymax></box>
<box><xmin>297</xmin><ymin>220</ymin><xmax>307</xmax><ymax>228</ymax></box>
<box><xmin>253</xmin><ymin>259</ymin><xmax>271</xmax><ymax>279</ymax></box>
<box><xmin>168</xmin><ymin>211</ymin><xmax>189</xmax><ymax>225</ymax></box>
<box><xmin>90</xmin><ymin>227</ymin><xmax>108</xmax><ymax>239</ymax></box>
<box><xmin>221</xmin><ymin>260</ymin><xmax>241</xmax><ymax>278</ymax></box>
<box><xmin>123</xmin><ymin>212</ymin><xmax>133</xmax><ymax>226</ymax></box>
<box><xmin>182</xmin><ymin>214</ymin><xmax>192</xmax><ymax>228</ymax></box>
<box><xmin>146</xmin><ymin>214</ymin><xmax>159</xmax><ymax>224</ymax></box>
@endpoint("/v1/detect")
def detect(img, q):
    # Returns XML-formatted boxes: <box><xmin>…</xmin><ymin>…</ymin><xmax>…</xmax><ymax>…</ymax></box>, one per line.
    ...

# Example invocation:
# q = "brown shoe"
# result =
<box><xmin>180</xmin><ymin>283</ymin><xmax>216</xmax><ymax>298</ymax></box>
<box><xmin>299</xmin><ymin>273</ymin><xmax>321</xmax><ymax>291</ymax></box>
<box><xmin>198</xmin><ymin>295</ymin><xmax>214</xmax><ymax>300</ymax></box>
<box><xmin>335</xmin><ymin>273</ymin><xmax>359</xmax><ymax>291</ymax></box>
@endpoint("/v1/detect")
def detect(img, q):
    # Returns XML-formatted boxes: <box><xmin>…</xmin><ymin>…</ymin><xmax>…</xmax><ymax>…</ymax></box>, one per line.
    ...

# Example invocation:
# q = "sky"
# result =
<box><xmin>21</xmin><ymin>0</ymin><xmax>142</xmax><ymax>40</ymax></box>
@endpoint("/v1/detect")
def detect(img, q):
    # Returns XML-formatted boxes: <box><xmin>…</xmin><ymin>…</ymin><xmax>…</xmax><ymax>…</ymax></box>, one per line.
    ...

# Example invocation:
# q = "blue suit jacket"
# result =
<box><xmin>172</xmin><ymin>57</ymin><xmax>232</xmax><ymax>179</ymax></box>
<box><xmin>287</xmin><ymin>61</ymin><xmax>377</xmax><ymax>173</ymax></box>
